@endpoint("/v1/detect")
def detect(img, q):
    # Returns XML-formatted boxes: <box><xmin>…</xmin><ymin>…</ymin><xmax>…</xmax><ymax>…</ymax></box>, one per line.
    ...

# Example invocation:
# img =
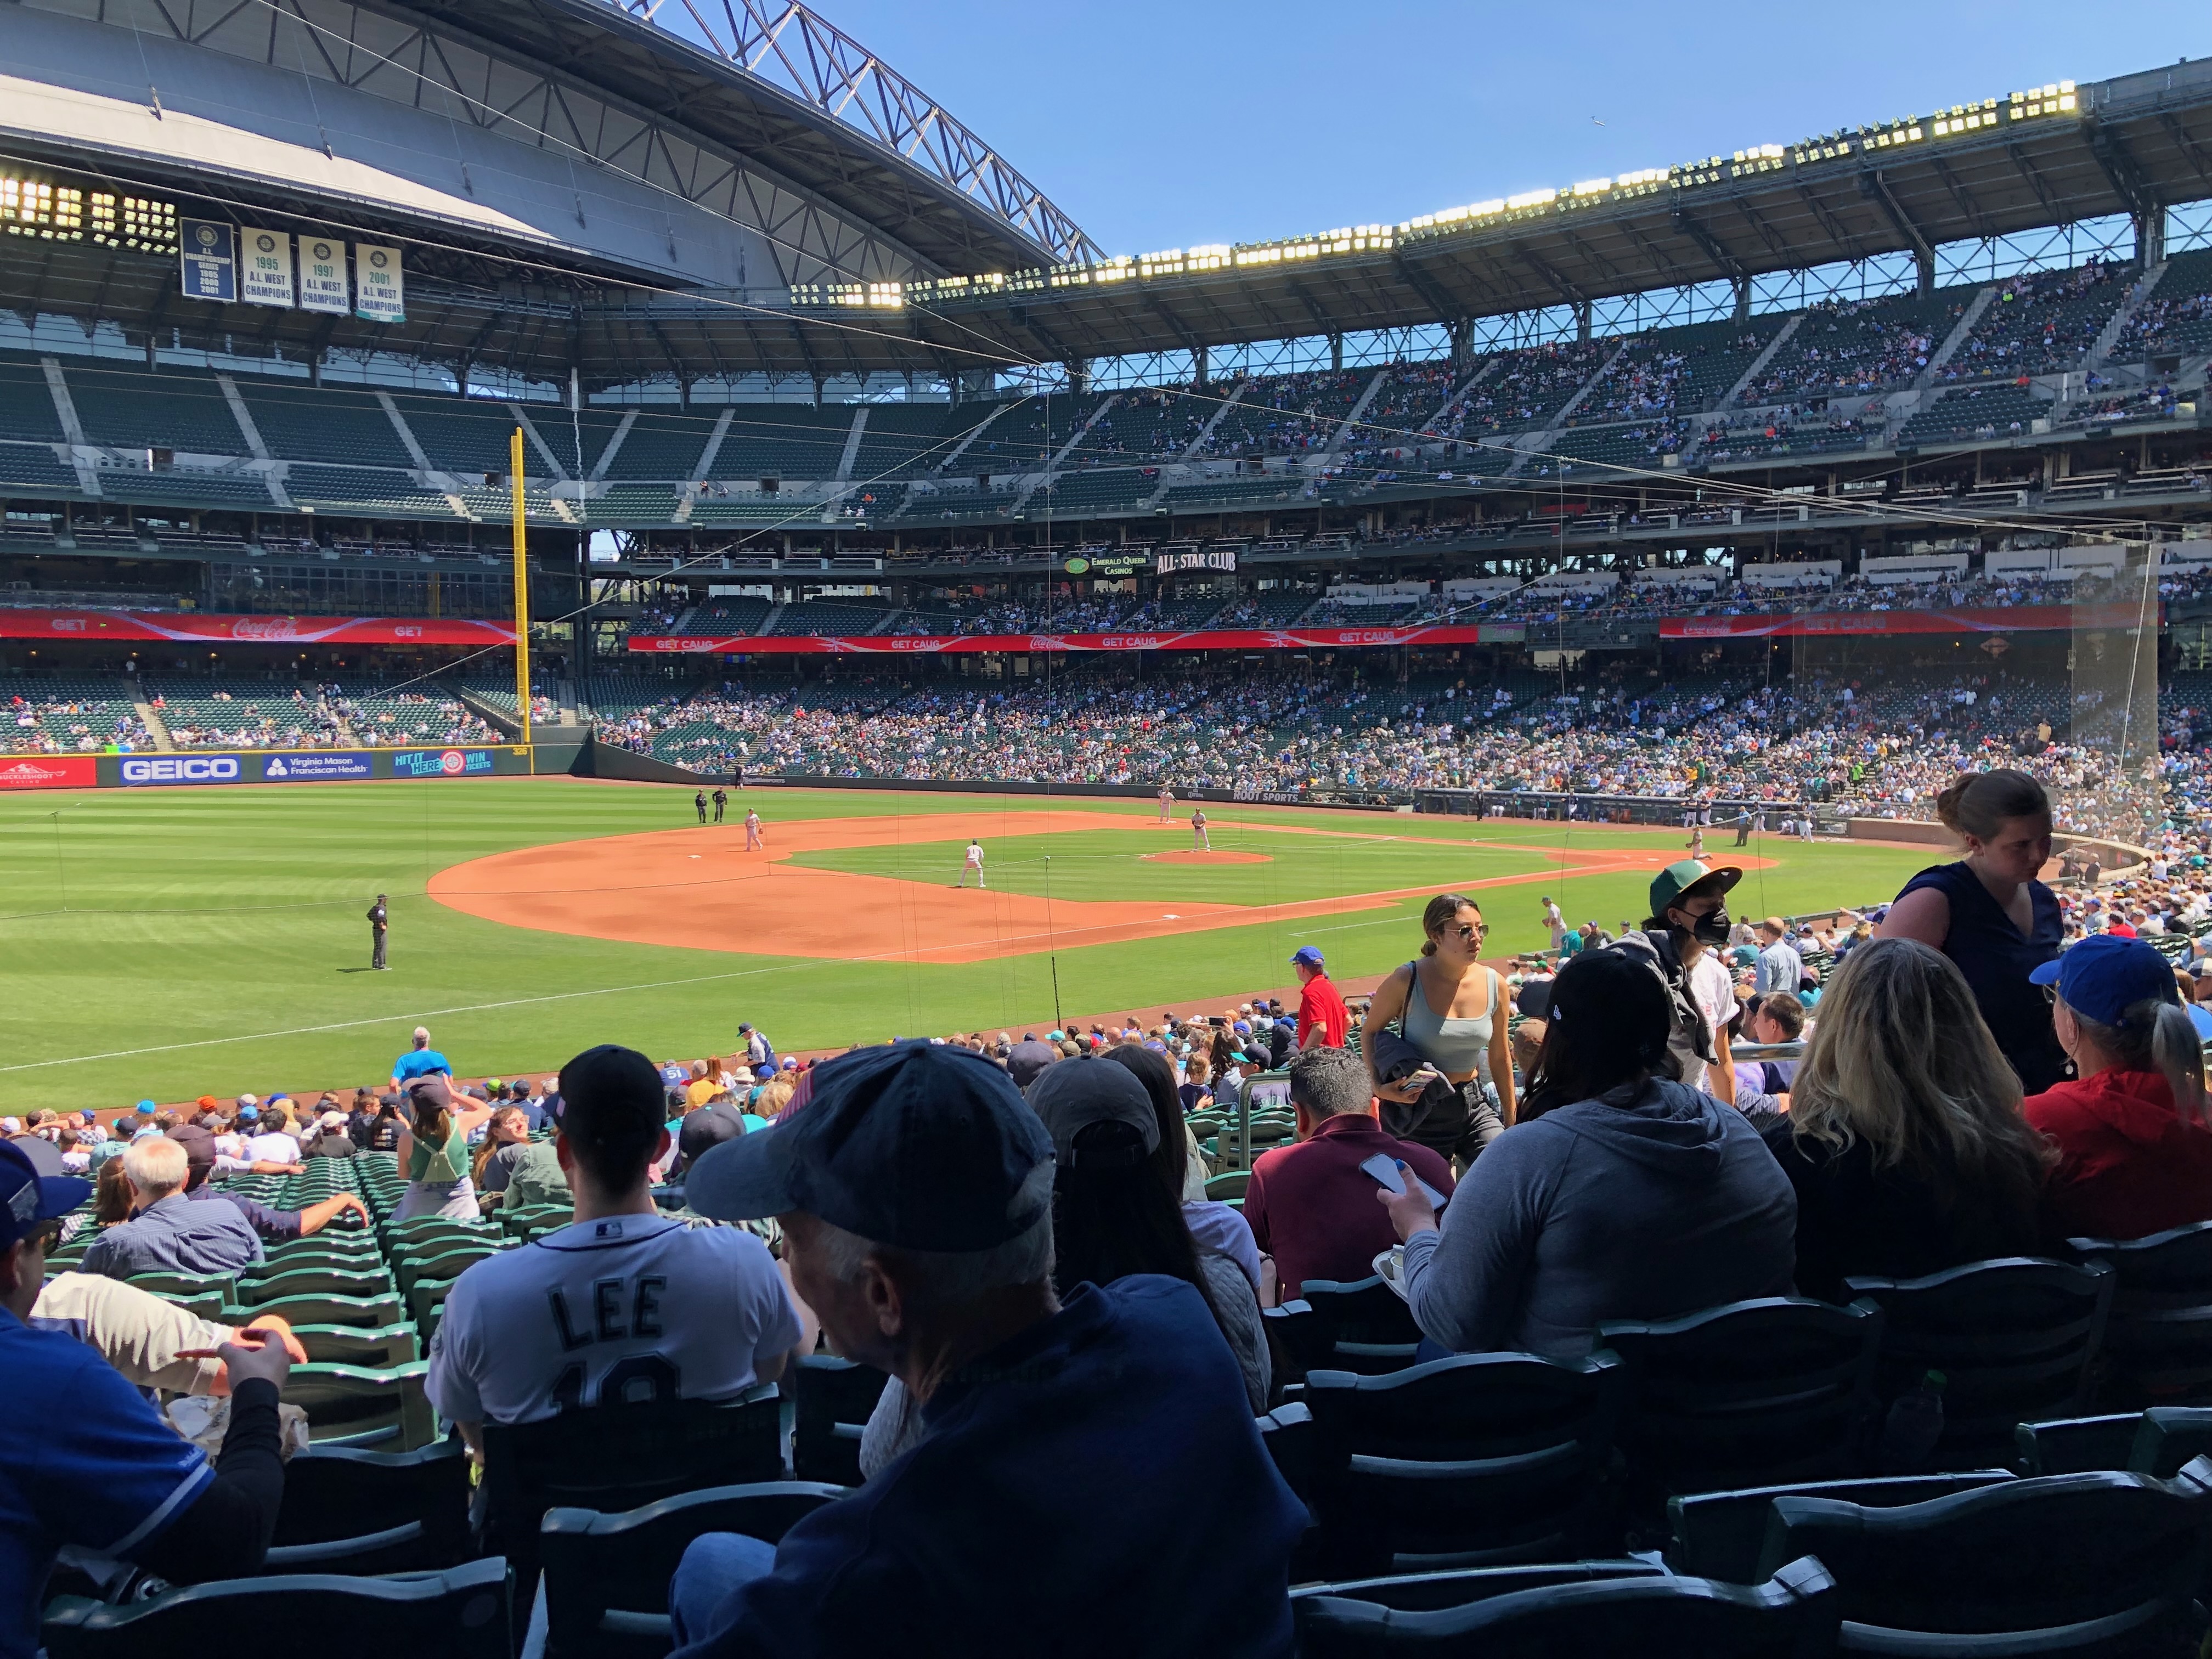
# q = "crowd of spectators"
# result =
<box><xmin>16</xmin><ymin>750</ymin><xmax>2212</xmax><ymax>1650</ymax></box>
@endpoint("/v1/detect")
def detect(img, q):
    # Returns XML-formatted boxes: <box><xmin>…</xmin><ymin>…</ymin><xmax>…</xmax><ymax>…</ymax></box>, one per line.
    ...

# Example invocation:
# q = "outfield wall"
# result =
<box><xmin>0</xmin><ymin>746</ymin><xmax>551</xmax><ymax>788</ymax></box>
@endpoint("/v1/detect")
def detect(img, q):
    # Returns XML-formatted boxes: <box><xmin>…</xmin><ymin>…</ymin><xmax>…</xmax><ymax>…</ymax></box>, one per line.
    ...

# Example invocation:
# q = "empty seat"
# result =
<box><xmin>1278</xmin><ymin>1276</ymin><xmax>1424</xmax><ymax>1376</ymax></box>
<box><xmin>281</xmin><ymin>1361</ymin><xmax>437</xmax><ymax>1449</ymax></box>
<box><xmin>236</xmin><ymin>1291</ymin><xmax>405</xmax><ymax>1330</ymax></box>
<box><xmin>1844</xmin><ymin>1257</ymin><xmax>2113</xmax><ymax>1469</ymax></box>
<box><xmin>1758</xmin><ymin>1458</ymin><xmax>2212</xmax><ymax>1654</ymax></box>
<box><xmin>481</xmin><ymin>1387</ymin><xmax>785</xmax><ymax>1610</ymax></box>
<box><xmin>289</xmin><ymin>1322</ymin><xmax>421</xmax><ymax>1369</ymax></box>
<box><xmin>539</xmin><ymin>1482</ymin><xmax>843</xmax><ymax>1657</ymax></box>
<box><xmin>40</xmin><ymin>1558</ymin><xmax>509</xmax><ymax>1659</ymax></box>
<box><xmin>2069</xmin><ymin>1220</ymin><xmax>2212</xmax><ymax>1407</ymax></box>
<box><xmin>2013</xmin><ymin>1413</ymin><xmax>2145</xmax><ymax>1476</ymax></box>
<box><xmin>793</xmin><ymin>1355</ymin><xmax>889</xmax><ymax>1486</ymax></box>
<box><xmin>235</xmin><ymin>1267</ymin><xmax>392</xmax><ymax>1307</ymax></box>
<box><xmin>1664</xmin><ymin>1472</ymin><xmax>2015</xmax><ymax>1583</ymax></box>
<box><xmin>1291</xmin><ymin>1556</ymin><xmax>1837</xmax><ymax>1658</ymax></box>
<box><xmin>393</xmin><ymin>1245</ymin><xmax>499</xmax><ymax>1298</ymax></box>
<box><xmin>1597</xmin><ymin>1296</ymin><xmax>1883</xmax><ymax>1498</ymax></box>
<box><xmin>127</xmin><ymin>1271</ymin><xmax>236</xmax><ymax>1305</ymax></box>
<box><xmin>2132</xmin><ymin>1406</ymin><xmax>2212</xmax><ymax>1479</ymax></box>
<box><xmin>266</xmin><ymin>1441</ymin><xmax>473</xmax><ymax>1575</ymax></box>
<box><xmin>1300</xmin><ymin>1351</ymin><xmax>1624</xmax><ymax>1576</ymax></box>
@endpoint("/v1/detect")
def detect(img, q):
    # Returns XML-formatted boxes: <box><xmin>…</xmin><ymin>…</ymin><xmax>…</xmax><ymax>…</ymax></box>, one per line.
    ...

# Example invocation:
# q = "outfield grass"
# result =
<box><xmin>0</xmin><ymin>779</ymin><xmax>1939</xmax><ymax>1112</ymax></box>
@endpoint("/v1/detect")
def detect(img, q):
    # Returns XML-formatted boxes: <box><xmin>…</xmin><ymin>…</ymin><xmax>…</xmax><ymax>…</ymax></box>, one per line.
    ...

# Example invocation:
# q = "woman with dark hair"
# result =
<box><xmin>393</xmin><ymin>1079</ymin><xmax>494</xmax><ymax>1220</ymax></box>
<box><xmin>1879</xmin><ymin>769</ymin><xmax>2066</xmax><ymax>1092</ymax></box>
<box><xmin>1102</xmin><ymin>1043</ymin><xmax>1261</xmax><ymax>1293</ymax></box>
<box><xmin>2027</xmin><ymin>934</ymin><xmax>2212</xmax><ymax>1240</ymax></box>
<box><xmin>1381</xmin><ymin>949</ymin><xmax>1796</xmax><ymax>1359</ymax></box>
<box><xmin>1764</xmin><ymin>938</ymin><xmax>2048</xmax><ymax>1303</ymax></box>
<box><xmin>363</xmin><ymin>1096</ymin><xmax>404</xmax><ymax>1154</ymax></box>
<box><xmin>1030</xmin><ymin>1060</ymin><xmax>1268</xmax><ymax>1410</ymax></box>
<box><xmin>1363</xmin><ymin>893</ymin><xmax>1516</xmax><ymax>1169</ymax></box>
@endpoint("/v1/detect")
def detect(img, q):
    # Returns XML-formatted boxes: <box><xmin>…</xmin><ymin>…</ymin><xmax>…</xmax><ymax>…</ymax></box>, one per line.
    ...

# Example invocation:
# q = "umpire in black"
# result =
<box><xmin>369</xmin><ymin>894</ymin><xmax>389</xmax><ymax>970</ymax></box>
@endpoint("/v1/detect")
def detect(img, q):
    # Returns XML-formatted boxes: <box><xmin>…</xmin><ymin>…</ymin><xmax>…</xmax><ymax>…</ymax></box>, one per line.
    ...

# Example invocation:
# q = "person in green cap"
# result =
<box><xmin>1585</xmin><ymin>859</ymin><xmax>1745</xmax><ymax>1111</ymax></box>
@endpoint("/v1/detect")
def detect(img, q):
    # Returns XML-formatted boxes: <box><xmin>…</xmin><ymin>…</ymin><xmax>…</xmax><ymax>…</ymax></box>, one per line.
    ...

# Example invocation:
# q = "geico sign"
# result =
<box><xmin>121</xmin><ymin>756</ymin><xmax>242</xmax><ymax>784</ymax></box>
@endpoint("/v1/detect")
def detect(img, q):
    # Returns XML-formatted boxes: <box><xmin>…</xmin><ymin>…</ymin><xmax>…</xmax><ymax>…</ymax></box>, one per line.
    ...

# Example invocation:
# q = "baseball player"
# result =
<box><xmin>1190</xmin><ymin>809</ymin><xmax>1210</xmax><ymax>851</ymax></box>
<box><xmin>744</xmin><ymin>809</ymin><xmax>765</xmax><ymax>851</ymax></box>
<box><xmin>958</xmin><ymin>838</ymin><xmax>986</xmax><ymax>889</ymax></box>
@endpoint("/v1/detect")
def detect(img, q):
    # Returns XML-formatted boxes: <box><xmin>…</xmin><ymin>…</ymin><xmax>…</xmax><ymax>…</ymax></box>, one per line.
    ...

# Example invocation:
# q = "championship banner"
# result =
<box><xmin>0</xmin><ymin>611</ymin><xmax>516</xmax><ymax>646</ymax></box>
<box><xmin>298</xmin><ymin>235</ymin><xmax>349</xmax><ymax>314</ymax></box>
<box><xmin>354</xmin><ymin>244</ymin><xmax>404</xmax><ymax>323</ymax></box>
<box><xmin>178</xmin><ymin>219</ymin><xmax>235</xmax><ymax>302</ymax></box>
<box><xmin>629</xmin><ymin>623</ymin><xmax>1528</xmax><ymax>656</ymax></box>
<box><xmin>239</xmin><ymin>229</ymin><xmax>294</xmax><ymax>308</ymax></box>
<box><xmin>1660</xmin><ymin>603</ymin><xmax>2157</xmax><ymax>639</ymax></box>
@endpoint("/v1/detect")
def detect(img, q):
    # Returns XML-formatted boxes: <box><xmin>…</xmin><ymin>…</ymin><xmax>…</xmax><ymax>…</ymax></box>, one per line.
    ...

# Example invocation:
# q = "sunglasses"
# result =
<box><xmin>1449</xmin><ymin>921</ymin><xmax>1488</xmax><ymax>941</ymax></box>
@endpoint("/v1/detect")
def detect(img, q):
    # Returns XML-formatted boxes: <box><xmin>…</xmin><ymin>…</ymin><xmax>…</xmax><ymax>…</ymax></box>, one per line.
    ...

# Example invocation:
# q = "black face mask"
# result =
<box><xmin>1686</xmin><ymin>905</ymin><xmax>1733</xmax><ymax>947</ymax></box>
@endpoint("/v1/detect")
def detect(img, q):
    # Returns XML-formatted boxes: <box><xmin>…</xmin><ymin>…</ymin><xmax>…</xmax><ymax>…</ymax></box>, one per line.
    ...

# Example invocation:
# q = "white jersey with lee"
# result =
<box><xmin>425</xmin><ymin>1214</ymin><xmax>800</xmax><ymax>1425</ymax></box>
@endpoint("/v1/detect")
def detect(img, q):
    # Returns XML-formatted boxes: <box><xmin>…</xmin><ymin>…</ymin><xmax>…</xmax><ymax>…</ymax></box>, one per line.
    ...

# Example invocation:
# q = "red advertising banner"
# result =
<box><xmin>0</xmin><ymin>755</ymin><xmax>98</xmax><ymax>789</ymax></box>
<box><xmin>0</xmin><ymin>611</ymin><xmax>517</xmax><ymax>645</ymax></box>
<box><xmin>1660</xmin><ymin>603</ymin><xmax>2154</xmax><ymax>639</ymax></box>
<box><xmin>628</xmin><ymin>624</ymin><xmax>1527</xmax><ymax>656</ymax></box>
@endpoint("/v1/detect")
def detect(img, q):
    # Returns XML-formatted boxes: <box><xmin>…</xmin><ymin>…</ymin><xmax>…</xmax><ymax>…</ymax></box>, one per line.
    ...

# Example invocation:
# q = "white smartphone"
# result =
<box><xmin>1359</xmin><ymin>1152</ymin><xmax>1449</xmax><ymax>1212</ymax></box>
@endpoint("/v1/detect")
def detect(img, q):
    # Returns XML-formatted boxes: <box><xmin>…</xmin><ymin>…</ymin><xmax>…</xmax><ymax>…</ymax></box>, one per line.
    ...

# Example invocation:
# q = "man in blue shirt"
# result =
<box><xmin>78</xmin><ymin>1136</ymin><xmax>262</xmax><ymax>1279</ymax></box>
<box><xmin>170</xmin><ymin>1126</ymin><xmax>369</xmax><ymax>1243</ymax></box>
<box><xmin>0</xmin><ymin>1141</ymin><xmax>290</xmax><ymax>1659</ymax></box>
<box><xmin>674</xmin><ymin>1042</ymin><xmax>1307</xmax><ymax>1658</ymax></box>
<box><xmin>391</xmin><ymin>1025</ymin><xmax>452</xmax><ymax>1088</ymax></box>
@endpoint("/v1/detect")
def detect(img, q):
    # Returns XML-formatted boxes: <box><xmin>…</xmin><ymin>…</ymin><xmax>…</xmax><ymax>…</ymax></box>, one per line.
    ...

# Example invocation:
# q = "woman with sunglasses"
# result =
<box><xmin>1365</xmin><ymin>893</ymin><xmax>1515</xmax><ymax>1171</ymax></box>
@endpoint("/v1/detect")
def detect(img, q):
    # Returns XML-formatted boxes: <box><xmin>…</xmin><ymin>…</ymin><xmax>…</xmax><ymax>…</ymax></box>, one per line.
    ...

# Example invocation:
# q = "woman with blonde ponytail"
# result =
<box><xmin>2027</xmin><ymin>934</ymin><xmax>2212</xmax><ymax>1240</ymax></box>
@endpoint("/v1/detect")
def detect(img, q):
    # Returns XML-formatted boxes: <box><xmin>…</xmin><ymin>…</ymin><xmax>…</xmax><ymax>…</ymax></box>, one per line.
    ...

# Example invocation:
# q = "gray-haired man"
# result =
<box><xmin>673</xmin><ymin>1041</ymin><xmax>1306</xmax><ymax>1658</ymax></box>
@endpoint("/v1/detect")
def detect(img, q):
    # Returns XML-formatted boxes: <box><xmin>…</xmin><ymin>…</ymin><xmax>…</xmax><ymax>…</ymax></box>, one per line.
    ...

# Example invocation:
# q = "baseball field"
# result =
<box><xmin>0</xmin><ymin>777</ymin><xmax>1941</xmax><ymax>1113</ymax></box>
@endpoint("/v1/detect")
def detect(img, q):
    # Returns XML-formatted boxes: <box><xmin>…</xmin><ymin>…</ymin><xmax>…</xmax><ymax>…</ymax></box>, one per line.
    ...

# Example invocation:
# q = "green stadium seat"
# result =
<box><xmin>234</xmin><ymin>1291</ymin><xmax>406</xmax><ymax>1330</ymax></box>
<box><xmin>39</xmin><ymin>1558</ymin><xmax>509</xmax><ymax>1659</ymax></box>
<box><xmin>235</xmin><ymin>1267</ymin><xmax>393</xmax><ymax>1307</ymax></box>
<box><xmin>1595</xmin><ymin>1296</ymin><xmax>1884</xmax><ymax>1499</ymax></box>
<box><xmin>127</xmin><ymin>1271</ymin><xmax>236</xmax><ymax>1306</ymax></box>
<box><xmin>1289</xmin><ymin>1558</ymin><xmax>1838</xmax><ymax>1657</ymax></box>
<box><xmin>1664</xmin><ymin>1471</ymin><xmax>2015</xmax><ymax>1583</ymax></box>
<box><xmin>1753</xmin><ymin>1460</ymin><xmax>2212</xmax><ymax>1651</ymax></box>
<box><xmin>289</xmin><ymin>1322</ymin><xmax>421</xmax><ymax>1369</ymax></box>
<box><xmin>538</xmin><ymin>1483</ymin><xmax>844</xmax><ymax>1657</ymax></box>
<box><xmin>481</xmin><ymin>1387</ymin><xmax>785</xmax><ymax>1615</ymax></box>
<box><xmin>266</xmin><ymin>1441</ymin><xmax>473</xmax><ymax>1576</ymax></box>
<box><xmin>281</xmin><ymin>1360</ymin><xmax>437</xmax><ymax>1450</ymax></box>
<box><xmin>393</xmin><ymin>1244</ymin><xmax>500</xmax><ymax>1298</ymax></box>
<box><xmin>793</xmin><ymin>1355</ymin><xmax>889</xmax><ymax>1487</ymax></box>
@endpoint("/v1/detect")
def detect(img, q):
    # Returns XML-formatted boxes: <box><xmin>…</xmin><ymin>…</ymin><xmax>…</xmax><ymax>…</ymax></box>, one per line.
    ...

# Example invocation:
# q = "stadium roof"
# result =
<box><xmin>403</xmin><ymin>0</ymin><xmax>1099</xmax><ymax>273</ymax></box>
<box><xmin>824</xmin><ymin>59</ymin><xmax>2212</xmax><ymax>370</ymax></box>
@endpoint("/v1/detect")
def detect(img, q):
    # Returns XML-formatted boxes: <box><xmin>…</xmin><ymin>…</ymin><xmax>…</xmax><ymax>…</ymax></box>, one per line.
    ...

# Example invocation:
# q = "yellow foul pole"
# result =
<box><xmin>510</xmin><ymin>426</ymin><xmax>533</xmax><ymax>752</ymax></box>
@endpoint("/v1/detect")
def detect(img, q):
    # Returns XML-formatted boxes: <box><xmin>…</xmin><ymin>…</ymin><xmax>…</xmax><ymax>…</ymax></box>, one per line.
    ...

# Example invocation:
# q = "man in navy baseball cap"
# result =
<box><xmin>667</xmin><ymin>1040</ymin><xmax>1307</xmax><ymax>1658</ymax></box>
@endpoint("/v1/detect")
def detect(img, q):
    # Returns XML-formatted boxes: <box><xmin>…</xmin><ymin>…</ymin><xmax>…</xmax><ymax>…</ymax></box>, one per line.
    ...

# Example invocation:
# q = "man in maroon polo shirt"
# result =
<box><xmin>1243</xmin><ymin>1047</ymin><xmax>1455</xmax><ymax>1302</ymax></box>
<box><xmin>1290</xmin><ymin>946</ymin><xmax>1350</xmax><ymax>1051</ymax></box>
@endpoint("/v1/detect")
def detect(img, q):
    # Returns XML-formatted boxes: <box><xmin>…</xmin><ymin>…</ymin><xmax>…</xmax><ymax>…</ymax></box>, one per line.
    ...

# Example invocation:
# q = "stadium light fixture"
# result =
<box><xmin>787</xmin><ymin>72</ymin><xmax>2081</xmax><ymax>313</ymax></box>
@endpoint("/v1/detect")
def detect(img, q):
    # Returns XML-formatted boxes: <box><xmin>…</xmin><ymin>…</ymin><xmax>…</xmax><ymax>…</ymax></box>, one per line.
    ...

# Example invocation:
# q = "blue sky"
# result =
<box><xmin>805</xmin><ymin>1</ymin><xmax>2208</xmax><ymax>258</ymax></box>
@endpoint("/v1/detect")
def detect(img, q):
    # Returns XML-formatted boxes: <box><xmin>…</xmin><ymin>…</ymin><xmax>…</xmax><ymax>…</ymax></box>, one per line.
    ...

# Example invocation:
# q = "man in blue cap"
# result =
<box><xmin>669</xmin><ymin>1040</ymin><xmax>1307</xmax><ymax>1658</ymax></box>
<box><xmin>1290</xmin><ymin>944</ymin><xmax>1348</xmax><ymax>1051</ymax></box>
<box><xmin>0</xmin><ymin>1141</ymin><xmax>291</xmax><ymax>1657</ymax></box>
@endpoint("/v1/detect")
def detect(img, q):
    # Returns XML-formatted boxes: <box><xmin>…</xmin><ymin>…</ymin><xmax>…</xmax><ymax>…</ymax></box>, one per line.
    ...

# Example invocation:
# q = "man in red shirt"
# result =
<box><xmin>1290</xmin><ymin>946</ymin><xmax>1349</xmax><ymax>1051</ymax></box>
<box><xmin>1243</xmin><ymin>1047</ymin><xmax>1454</xmax><ymax>1302</ymax></box>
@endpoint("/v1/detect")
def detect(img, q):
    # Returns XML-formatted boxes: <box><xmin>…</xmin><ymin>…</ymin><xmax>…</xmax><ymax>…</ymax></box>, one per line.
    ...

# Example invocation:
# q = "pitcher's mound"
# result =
<box><xmin>1142</xmin><ymin>850</ymin><xmax>1273</xmax><ymax>864</ymax></box>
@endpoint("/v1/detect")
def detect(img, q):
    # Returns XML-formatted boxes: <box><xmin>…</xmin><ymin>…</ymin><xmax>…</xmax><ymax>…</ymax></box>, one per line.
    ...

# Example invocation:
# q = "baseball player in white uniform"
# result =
<box><xmin>744</xmin><ymin>809</ymin><xmax>765</xmax><ymax>851</ymax></box>
<box><xmin>958</xmin><ymin>838</ymin><xmax>986</xmax><ymax>888</ymax></box>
